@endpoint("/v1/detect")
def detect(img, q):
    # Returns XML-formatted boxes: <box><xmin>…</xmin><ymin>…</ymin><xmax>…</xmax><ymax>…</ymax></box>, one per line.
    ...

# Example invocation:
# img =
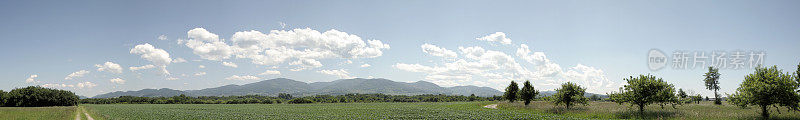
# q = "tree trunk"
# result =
<box><xmin>638</xmin><ymin>103</ymin><xmax>645</xmax><ymax>114</ymax></box>
<box><xmin>761</xmin><ymin>105</ymin><xmax>769</xmax><ymax>118</ymax></box>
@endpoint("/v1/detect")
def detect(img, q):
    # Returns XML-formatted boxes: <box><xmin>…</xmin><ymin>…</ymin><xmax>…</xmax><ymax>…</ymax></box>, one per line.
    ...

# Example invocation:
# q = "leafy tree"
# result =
<box><xmin>703</xmin><ymin>66</ymin><xmax>722</xmax><ymax>105</ymax></box>
<box><xmin>677</xmin><ymin>88</ymin><xmax>687</xmax><ymax>99</ymax></box>
<box><xmin>287</xmin><ymin>98</ymin><xmax>314</xmax><ymax>104</ymax></box>
<box><xmin>0</xmin><ymin>90</ymin><xmax>6</xmax><ymax>106</ymax></box>
<box><xmin>609</xmin><ymin>74</ymin><xmax>678</xmax><ymax>113</ymax></box>
<box><xmin>518</xmin><ymin>80</ymin><xmax>539</xmax><ymax>105</ymax></box>
<box><xmin>468</xmin><ymin>94</ymin><xmax>477</xmax><ymax>101</ymax></box>
<box><xmin>691</xmin><ymin>95</ymin><xmax>702</xmax><ymax>104</ymax></box>
<box><xmin>589</xmin><ymin>94</ymin><xmax>601</xmax><ymax>101</ymax></box>
<box><xmin>504</xmin><ymin>81</ymin><xmax>519</xmax><ymax>103</ymax></box>
<box><xmin>552</xmin><ymin>82</ymin><xmax>588</xmax><ymax>109</ymax></box>
<box><xmin>727</xmin><ymin>66</ymin><xmax>800</xmax><ymax>118</ymax></box>
<box><xmin>278</xmin><ymin>93</ymin><xmax>293</xmax><ymax>100</ymax></box>
<box><xmin>4</xmin><ymin>86</ymin><xmax>78</xmax><ymax>107</ymax></box>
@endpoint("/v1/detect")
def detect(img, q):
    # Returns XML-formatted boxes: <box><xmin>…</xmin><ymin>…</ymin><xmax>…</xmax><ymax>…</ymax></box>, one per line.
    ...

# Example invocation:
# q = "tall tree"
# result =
<box><xmin>728</xmin><ymin>66</ymin><xmax>800</xmax><ymax>119</ymax></box>
<box><xmin>677</xmin><ymin>88</ymin><xmax>688</xmax><ymax>103</ymax></box>
<box><xmin>703</xmin><ymin>66</ymin><xmax>722</xmax><ymax>105</ymax></box>
<box><xmin>518</xmin><ymin>80</ymin><xmax>538</xmax><ymax>105</ymax></box>
<box><xmin>609</xmin><ymin>74</ymin><xmax>678</xmax><ymax>113</ymax></box>
<box><xmin>552</xmin><ymin>82</ymin><xmax>588</xmax><ymax>109</ymax></box>
<box><xmin>504</xmin><ymin>81</ymin><xmax>519</xmax><ymax>103</ymax></box>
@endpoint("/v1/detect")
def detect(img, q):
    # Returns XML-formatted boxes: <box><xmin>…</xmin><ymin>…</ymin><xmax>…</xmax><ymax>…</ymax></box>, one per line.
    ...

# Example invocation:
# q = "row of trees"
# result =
<box><xmin>501</xmin><ymin>63</ymin><xmax>800</xmax><ymax>119</ymax></box>
<box><xmin>0</xmin><ymin>86</ymin><xmax>79</xmax><ymax>107</ymax></box>
<box><xmin>80</xmin><ymin>93</ymin><xmax>502</xmax><ymax>104</ymax></box>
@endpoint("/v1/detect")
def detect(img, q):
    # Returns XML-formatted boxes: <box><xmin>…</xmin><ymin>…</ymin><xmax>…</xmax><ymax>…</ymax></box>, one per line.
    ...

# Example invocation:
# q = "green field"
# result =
<box><xmin>498</xmin><ymin>101</ymin><xmax>800</xmax><ymax>120</ymax></box>
<box><xmin>0</xmin><ymin>106</ymin><xmax>77</xmax><ymax>120</ymax></box>
<box><xmin>81</xmin><ymin>102</ymin><xmax>570</xmax><ymax>120</ymax></box>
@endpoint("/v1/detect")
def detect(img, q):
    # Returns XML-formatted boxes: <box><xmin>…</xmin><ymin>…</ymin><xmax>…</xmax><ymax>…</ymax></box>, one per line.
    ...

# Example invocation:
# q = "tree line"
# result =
<box><xmin>80</xmin><ymin>93</ymin><xmax>502</xmax><ymax>104</ymax></box>
<box><xmin>0</xmin><ymin>86</ymin><xmax>79</xmax><ymax>107</ymax></box>
<box><xmin>502</xmin><ymin>63</ymin><xmax>800</xmax><ymax>119</ymax></box>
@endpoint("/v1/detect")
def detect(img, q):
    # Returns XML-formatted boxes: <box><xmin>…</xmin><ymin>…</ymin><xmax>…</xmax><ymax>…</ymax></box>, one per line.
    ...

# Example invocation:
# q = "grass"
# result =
<box><xmin>82</xmin><ymin>102</ymin><xmax>571</xmax><ymax>119</ymax></box>
<box><xmin>0</xmin><ymin>106</ymin><xmax>77</xmax><ymax>120</ymax></box>
<box><xmin>498</xmin><ymin>101</ymin><xmax>800</xmax><ymax>120</ymax></box>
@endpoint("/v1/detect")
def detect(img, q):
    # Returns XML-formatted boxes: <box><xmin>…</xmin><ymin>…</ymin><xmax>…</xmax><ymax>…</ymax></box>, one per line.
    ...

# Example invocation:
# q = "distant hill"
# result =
<box><xmin>92</xmin><ymin>78</ymin><xmax>504</xmax><ymax>98</ymax></box>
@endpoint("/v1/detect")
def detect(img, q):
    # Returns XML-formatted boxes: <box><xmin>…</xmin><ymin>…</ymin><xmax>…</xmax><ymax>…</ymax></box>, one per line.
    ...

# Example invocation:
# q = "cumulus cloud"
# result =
<box><xmin>110</xmin><ymin>78</ymin><xmax>125</xmax><ymax>84</ymax></box>
<box><xmin>198</xmin><ymin>65</ymin><xmax>206</xmax><ymax>69</ymax></box>
<box><xmin>221</xmin><ymin>62</ymin><xmax>238</xmax><ymax>68</ymax></box>
<box><xmin>158</xmin><ymin>35</ymin><xmax>167</xmax><ymax>40</ymax></box>
<box><xmin>194</xmin><ymin>72</ymin><xmax>206</xmax><ymax>76</ymax></box>
<box><xmin>166</xmin><ymin>77</ymin><xmax>179</xmax><ymax>80</ymax></box>
<box><xmin>360</xmin><ymin>64</ymin><xmax>371</xmax><ymax>68</ymax></box>
<box><xmin>180</xmin><ymin>28</ymin><xmax>390</xmax><ymax>71</ymax></box>
<box><xmin>173</xmin><ymin>58</ymin><xmax>187</xmax><ymax>63</ymax></box>
<box><xmin>226</xmin><ymin>75</ymin><xmax>260</xmax><ymax>81</ymax></box>
<box><xmin>395</xmin><ymin>38</ymin><xmax>619</xmax><ymax>92</ymax></box>
<box><xmin>476</xmin><ymin>32</ymin><xmax>511</xmax><ymax>45</ymax></box>
<box><xmin>95</xmin><ymin>61</ymin><xmax>123</xmax><ymax>74</ymax></box>
<box><xmin>421</xmin><ymin>43</ymin><xmax>457</xmax><ymax>58</ymax></box>
<box><xmin>130</xmin><ymin>43</ymin><xmax>172</xmax><ymax>74</ymax></box>
<box><xmin>76</xmin><ymin>82</ymin><xmax>97</xmax><ymax>88</ymax></box>
<box><xmin>129</xmin><ymin>64</ymin><xmax>155</xmax><ymax>71</ymax></box>
<box><xmin>185</xmin><ymin>28</ymin><xmax>234</xmax><ymax>61</ymax></box>
<box><xmin>258</xmin><ymin>70</ymin><xmax>281</xmax><ymax>75</ymax></box>
<box><xmin>65</xmin><ymin>70</ymin><xmax>90</xmax><ymax>80</ymax></box>
<box><xmin>26</xmin><ymin>74</ymin><xmax>38</xmax><ymax>83</ymax></box>
<box><xmin>317</xmin><ymin>69</ymin><xmax>352</xmax><ymax>79</ymax></box>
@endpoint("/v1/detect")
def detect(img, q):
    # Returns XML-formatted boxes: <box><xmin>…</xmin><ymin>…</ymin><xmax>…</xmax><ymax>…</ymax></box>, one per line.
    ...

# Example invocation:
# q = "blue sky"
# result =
<box><xmin>1</xmin><ymin>0</ymin><xmax>799</xmax><ymax>97</ymax></box>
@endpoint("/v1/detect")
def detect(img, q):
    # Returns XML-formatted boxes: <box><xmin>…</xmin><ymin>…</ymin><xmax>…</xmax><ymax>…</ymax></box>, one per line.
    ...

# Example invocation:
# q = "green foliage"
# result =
<box><xmin>551</xmin><ymin>82</ymin><xmax>588</xmax><ymax>109</ymax></box>
<box><xmin>609</xmin><ymin>74</ymin><xmax>678</xmax><ymax>113</ymax></box>
<box><xmin>81</xmin><ymin>93</ymin><xmax>497</xmax><ymax>104</ymax></box>
<box><xmin>727</xmin><ymin>65</ymin><xmax>800</xmax><ymax>118</ymax></box>
<box><xmin>703</xmin><ymin>66</ymin><xmax>722</xmax><ymax>105</ymax></box>
<box><xmin>589</xmin><ymin>94</ymin><xmax>601</xmax><ymax>101</ymax></box>
<box><xmin>287</xmin><ymin>98</ymin><xmax>314</xmax><ymax>104</ymax></box>
<box><xmin>677</xmin><ymin>89</ymin><xmax>687</xmax><ymax>99</ymax></box>
<box><xmin>278</xmin><ymin>93</ymin><xmax>293</xmax><ymax>100</ymax></box>
<box><xmin>504</xmin><ymin>81</ymin><xmax>519</xmax><ymax>102</ymax></box>
<box><xmin>3</xmin><ymin>86</ymin><xmax>78</xmax><ymax>107</ymax></box>
<box><xmin>0</xmin><ymin>90</ymin><xmax>6</xmax><ymax>106</ymax></box>
<box><xmin>518</xmin><ymin>80</ymin><xmax>538</xmax><ymax>105</ymax></box>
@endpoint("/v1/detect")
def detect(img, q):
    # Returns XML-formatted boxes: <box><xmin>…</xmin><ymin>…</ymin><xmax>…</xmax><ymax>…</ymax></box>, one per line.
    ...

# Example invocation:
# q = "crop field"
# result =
<box><xmin>0</xmin><ymin>106</ymin><xmax>77</xmax><ymax>120</ymax></box>
<box><xmin>499</xmin><ymin>101</ymin><xmax>800</xmax><ymax>120</ymax></box>
<box><xmin>82</xmin><ymin>102</ymin><xmax>570</xmax><ymax>119</ymax></box>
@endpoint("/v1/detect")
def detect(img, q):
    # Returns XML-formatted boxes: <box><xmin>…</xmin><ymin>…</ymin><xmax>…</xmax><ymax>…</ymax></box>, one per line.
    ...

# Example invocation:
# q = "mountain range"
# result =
<box><xmin>93</xmin><ymin>78</ymin><xmax>505</xmax><ymax>98</ymax></box>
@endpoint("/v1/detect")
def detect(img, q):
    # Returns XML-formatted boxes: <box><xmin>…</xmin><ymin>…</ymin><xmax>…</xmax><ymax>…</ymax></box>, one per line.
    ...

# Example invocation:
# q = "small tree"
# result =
<box><xmin>469</xmin><ymin>94</ymin><xmax>477</xmax><ymax>101</ymax></box>
<box><xmin>677</xmin><ymin>88</ymin><xmax>688</xmax><ymax>103</ymax></box>
<box><xmin>552</xmin><ymin>82</ymin><xmax>588</xmax><ymax>109</ymax></box>
<box><xmin>589</xmin><ymin>94</ymin><xmax>601</xmax><ymax>101</ymax></box>
<box><xmin>703</xmin><ymin>66</ymin><xmax>722</xmax><ymax>105</ymax></box>
<box><xmin>518</xmin><ymin>80</ymin><xmax>538</xmax><ymax>105</ymax></box>
<box><xmin>727</xmin><ymin>66</ymin><xmax>800</xmax><ymax>118</ymax></box>
<box><xmin>609</xmin><ymin>74</ymin><xmax>678</xmax><ymax>113</ymax></box>
<box><xmin>504</xmin><ymin>81</ymin><xmax>519</xmax><ymax>102</ymax></box>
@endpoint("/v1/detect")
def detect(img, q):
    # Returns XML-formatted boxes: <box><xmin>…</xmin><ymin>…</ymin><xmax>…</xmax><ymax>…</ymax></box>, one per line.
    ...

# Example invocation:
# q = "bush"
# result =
<box><xmin>4</xmin><ymin>86</ymin><xmax>79</xmax><ymax>107</ymax></box>
<box><xmin>287</xmin><ymin>98</ymin><xmax>314</xmax><ymax>104</ymax></box>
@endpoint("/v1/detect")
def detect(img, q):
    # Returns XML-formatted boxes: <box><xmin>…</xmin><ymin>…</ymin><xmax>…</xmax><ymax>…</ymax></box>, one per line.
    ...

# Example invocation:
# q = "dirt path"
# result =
<box><xmin>81</xmin><ymin>107</ymin><xmax>95</xmax><ymax>120</ymax></box>
<box><xmin>484</xmin><ymin>104</ymin><xmax>498</xmax><ymax>109</ymax></box>
<box><xmin>75</xmin><ymin>107</ymin><xmax>95</xmax><ymax>120</ymax></box>
<box><xmin>75</xmin><ymin>108</ymin><xmax>81</xmax><ymax>120</ymax></box>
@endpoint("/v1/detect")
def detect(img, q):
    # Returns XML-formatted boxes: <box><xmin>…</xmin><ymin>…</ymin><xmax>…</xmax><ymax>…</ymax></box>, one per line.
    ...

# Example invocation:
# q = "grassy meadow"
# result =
<box><xmin>0</xmin><ymin>106</ymin><xmax>77</xmax><ymax>120</ymax></box>
<box><xmin>499</xmin><ymin>101</ymin><xmax>800</xmax><ymax>120</ymax></box>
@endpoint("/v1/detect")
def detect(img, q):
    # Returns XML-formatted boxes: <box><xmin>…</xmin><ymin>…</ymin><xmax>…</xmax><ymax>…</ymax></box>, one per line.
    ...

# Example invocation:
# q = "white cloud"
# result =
<box><xmin>421</xmin><ymin>43</ymin><xmax>457</xmax><ymax>58</ymax></box>
<box><xmin>173</xmin><ymin>58</ymin><xmax>187</xmax><ymax>63</ymax></box>
<box><xmin>221</xmin><ymin>62</ymin><xmax>238</xmax><ymax>68</ymax></box>
<box><xmin>26</xmin><ymin>74</ymin><xmax>38</xmax><ymax>83</ymax></box>
<box><xmin>360</xmin><ymin>63</ymin><xmax>371</xmax><ymax>68</ymax></box>
<box><xmin>258</xmin><ymin>70</ymin><xmax>281</xmax><ymax>75</ymax></box>
<box><xmin>77</xmin><ymin>82</ymin><xmax>97</xmax><ymax>88</ymax></box>
<box><xmin>198</xmin><ymin>65</ymin><xmax>206</xmax><ymax>69</ymax></box>
<box><xmin>185</xmin><ymin>28</ymin><xmax>234</xmax><ymax>61</ymax></box>
<box><xmin>226</xmin><ymin>75</ymin><xmax>260</xmax><ymax>81</ymax></box>
<box><xmin>158</xmin><ymin>35</ymin><xmax>167</xmax><ymax>40</ymax></box>
<box><xmin>476</xmin><ymin>32</ymin><xmax>512</xmax><ymax>45</ymax></box>
<box><xmin>65</xmin><ymin>70</ymin><xmax>90</xmax><ymax>80</ymax></box>
<box><xmin>110</xmin><ymin>78</ymin><xmax>125</xmax><ymax>84</ymax></box>
<box><xmin>166</xmin><ymin>77</ymin><xmax>179</xmax><ymax>80</ymax></box>
<box><xmin>130</xmin><ymin>43</ymin><xmax>172</xmax><ymax>75</ymax></box>
<box><xmin>194</xmin><ymin>72</ymin><xmax>207</xmax><ymax>76</ymax></box>
<box><xmin>187</xmin><ymin>28</ymin><xmax>391</xmax><ymax>69</ymax></box>
<box><xmin>395</xmin><ymin>42</ymin><xmax>619</xmax><ymax>93</ymax></box>
<box><xmin>129</xmin><ymin>64</ymin><xmax>155</xmax><ymax>71</ymax></box>
<box><xmin>289</xmin><ymin>59</ymin><xmax>322</xmax><ymax>68</ymax></box>
<box><xmin>317</xmin><ymin>69</ymin><xmax>352</xmax><ymax>79</ymax></box>
<box><xmin>95</xmin><ymin>61</ymin><xmax>123</xmax><ymax>74</ymax></box>
<box><xmin>41</xmin><ymin>83</ymin><xmax>74</xmax><ymax>88</ymax></box>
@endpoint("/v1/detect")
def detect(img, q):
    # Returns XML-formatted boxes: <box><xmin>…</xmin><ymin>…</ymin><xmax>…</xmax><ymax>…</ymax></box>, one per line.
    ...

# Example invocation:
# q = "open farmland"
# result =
<box><xmin>82</xmin><ymin>102</ymin><xmax>569</xmax><ymax>120</ymax></box>
<box><xmin>0</xmin><ymin>106</ymin><xmax>77</xmax><ymax>120</ymax></box>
